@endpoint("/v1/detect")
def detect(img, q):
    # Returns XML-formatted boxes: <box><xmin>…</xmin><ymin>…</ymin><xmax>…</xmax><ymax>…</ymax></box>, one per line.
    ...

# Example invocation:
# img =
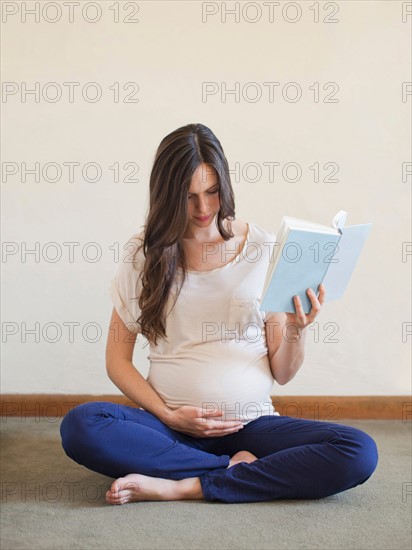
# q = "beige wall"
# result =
<box><xmin>2</xmin><ymin>1</ymin><xmax>411</xmax><ymax>395</ymax></box>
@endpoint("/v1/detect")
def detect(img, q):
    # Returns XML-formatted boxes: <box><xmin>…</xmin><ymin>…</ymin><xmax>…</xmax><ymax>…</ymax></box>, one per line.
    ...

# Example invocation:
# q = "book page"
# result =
<box><xmin>283</xmin><ymin>216</ymin><xmax>340</xmax><ymax>234</ymax></box>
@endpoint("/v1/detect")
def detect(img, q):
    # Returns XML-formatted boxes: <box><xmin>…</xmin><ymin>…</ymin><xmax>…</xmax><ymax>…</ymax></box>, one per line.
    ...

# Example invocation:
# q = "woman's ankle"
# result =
<box><xmin>177</xmin><ymin>477</ymin><xmax>204</xmax><ymax>500</ymax></box>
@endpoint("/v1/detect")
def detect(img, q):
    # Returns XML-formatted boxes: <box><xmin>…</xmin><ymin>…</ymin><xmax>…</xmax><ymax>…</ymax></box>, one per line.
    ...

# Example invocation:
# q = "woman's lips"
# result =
<box><xmin>195</xmin><ymin>215</ymin><xmax>210</xmax><ymax>221</ymax></box>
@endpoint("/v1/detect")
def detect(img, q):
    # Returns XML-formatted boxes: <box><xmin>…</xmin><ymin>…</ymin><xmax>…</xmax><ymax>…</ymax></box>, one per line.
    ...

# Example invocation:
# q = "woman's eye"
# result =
<box><xmin>187</xmin><ymin>189</ymin><xmax>219</xmax><ymax>200</ymax></box>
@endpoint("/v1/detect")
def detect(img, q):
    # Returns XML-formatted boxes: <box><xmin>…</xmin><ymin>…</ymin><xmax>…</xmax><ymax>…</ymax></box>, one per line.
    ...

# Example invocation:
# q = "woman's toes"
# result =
<box><xmin>110</xmin><ymin>480</ymin><xmax>121</xmax><ymax>494</ymax></box>
<box><xmin>232</xmin><ymin>450</ymin><xmax>258</xmax><ymax>463</ymax></box>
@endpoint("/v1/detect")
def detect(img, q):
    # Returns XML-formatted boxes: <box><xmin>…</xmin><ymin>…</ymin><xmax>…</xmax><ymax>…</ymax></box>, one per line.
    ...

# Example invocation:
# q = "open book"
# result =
<box><xmin>260</xmin><ymin>210</ymin><xmax>372</xmax><ymax>313</ymax></box>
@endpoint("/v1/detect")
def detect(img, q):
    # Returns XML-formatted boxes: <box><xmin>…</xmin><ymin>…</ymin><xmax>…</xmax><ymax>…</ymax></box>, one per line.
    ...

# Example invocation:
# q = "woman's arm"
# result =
<box><xmin>264</xmin><ymin>284</ymin><xmax>325</xmax><ymax>385</ymax></box>
<box><xmin>265</xmin><ymin>312</ymin><xmax>308</xmax><ymax>385</ymax></box>
<box><xmin>106</xmin><ymin>307</ymin><xmax>173</xmax><ymax>422</ymax></box>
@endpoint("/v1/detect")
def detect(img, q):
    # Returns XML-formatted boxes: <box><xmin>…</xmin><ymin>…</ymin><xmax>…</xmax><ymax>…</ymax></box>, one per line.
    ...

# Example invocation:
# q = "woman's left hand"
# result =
<box><xmin>285</xmin><ymin>283</ymin><xmax>326</xmax><ymax>330</ymax></box>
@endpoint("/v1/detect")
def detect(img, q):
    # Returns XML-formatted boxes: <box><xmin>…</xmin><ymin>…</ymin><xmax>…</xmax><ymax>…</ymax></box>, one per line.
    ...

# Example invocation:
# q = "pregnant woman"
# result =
<box><xmin>60</xmin><ymin>123</ymin><xmax>378</xmax><ymax>505</ymax></box>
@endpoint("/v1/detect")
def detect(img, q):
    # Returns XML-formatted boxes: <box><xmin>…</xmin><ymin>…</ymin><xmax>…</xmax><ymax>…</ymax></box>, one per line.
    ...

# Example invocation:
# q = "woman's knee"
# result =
<box><xmin>59</xmin><ymin>401</ymin><xmax>111</xmax><ymax>456</ymax></box>
<box><xmin>338</xmin><ymin>425</ymin><xmax>379</xmax><ymax>484</ymax></box>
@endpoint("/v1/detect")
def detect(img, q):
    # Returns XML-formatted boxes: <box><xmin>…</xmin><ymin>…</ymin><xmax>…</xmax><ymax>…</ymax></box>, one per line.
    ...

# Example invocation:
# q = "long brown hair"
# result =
<box><xmin>136</xmin><ymin>123</ymin><xmax>236</xmax><ymax>346</ymax></box>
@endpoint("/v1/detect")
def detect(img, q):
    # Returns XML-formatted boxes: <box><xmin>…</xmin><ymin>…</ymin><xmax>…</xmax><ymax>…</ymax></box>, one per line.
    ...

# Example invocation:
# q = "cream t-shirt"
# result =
<box><xmin>110</xmin><ymin>221</ymin><xmax>281</xmax><ymax>424</ymax></box>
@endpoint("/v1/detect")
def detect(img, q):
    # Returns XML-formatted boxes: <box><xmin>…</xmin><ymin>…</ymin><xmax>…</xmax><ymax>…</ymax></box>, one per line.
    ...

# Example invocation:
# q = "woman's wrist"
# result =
<box><xmin>156</xmin><ymin>405</ymin><xmax>175</xmax><ymax>424</ymax></box>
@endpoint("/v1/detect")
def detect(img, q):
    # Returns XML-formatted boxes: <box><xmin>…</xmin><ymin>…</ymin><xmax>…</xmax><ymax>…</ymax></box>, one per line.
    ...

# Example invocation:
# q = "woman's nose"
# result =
<box><xmin>197</xmin><ymin>196</ymin><xmax>208</xmax><ymax>212</ymax></box>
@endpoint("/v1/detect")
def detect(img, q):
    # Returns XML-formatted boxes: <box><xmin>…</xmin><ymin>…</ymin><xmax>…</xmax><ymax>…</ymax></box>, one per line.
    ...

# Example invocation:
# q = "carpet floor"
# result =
<box><xmin>1</xmin><ymin>417</ymin><xmax>411</xmax><ymax>550</ymax></box>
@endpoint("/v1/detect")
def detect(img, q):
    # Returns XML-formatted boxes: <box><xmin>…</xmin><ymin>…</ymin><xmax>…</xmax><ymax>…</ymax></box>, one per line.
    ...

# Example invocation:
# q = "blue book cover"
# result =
<box><xmin>260</xmin><ymin>211</ymin><xmax>372</xmax><ymax>314</ymax></box>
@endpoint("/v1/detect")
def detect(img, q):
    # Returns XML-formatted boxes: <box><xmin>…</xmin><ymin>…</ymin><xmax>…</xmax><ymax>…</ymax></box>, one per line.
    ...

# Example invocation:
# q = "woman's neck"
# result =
<box><xmin>182</xmin><ymin>216</ymin><xmax>229</xmax><ymax>244</ymax></box>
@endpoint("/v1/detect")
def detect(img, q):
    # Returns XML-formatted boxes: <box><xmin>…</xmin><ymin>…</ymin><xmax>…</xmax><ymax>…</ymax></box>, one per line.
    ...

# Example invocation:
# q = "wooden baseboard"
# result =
<box><xmin>0</xmin><ymin>395</ymin><xmax>410</xmax><ymax>420</ymax></box>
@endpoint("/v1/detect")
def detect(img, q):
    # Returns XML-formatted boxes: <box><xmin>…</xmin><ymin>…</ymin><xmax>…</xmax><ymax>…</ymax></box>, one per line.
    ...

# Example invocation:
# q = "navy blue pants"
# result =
<box><xmin>60</xmin><ymin>401</ymin><xmax>378</xmax><ymax>503</ymax></box>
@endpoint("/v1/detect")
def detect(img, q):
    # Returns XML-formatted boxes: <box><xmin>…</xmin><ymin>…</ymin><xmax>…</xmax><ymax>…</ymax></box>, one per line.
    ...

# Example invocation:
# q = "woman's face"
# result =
<box><xmin>186</xmin><ymin>163</ymin><xmax>220</xmax><ymax>228</ymax></box>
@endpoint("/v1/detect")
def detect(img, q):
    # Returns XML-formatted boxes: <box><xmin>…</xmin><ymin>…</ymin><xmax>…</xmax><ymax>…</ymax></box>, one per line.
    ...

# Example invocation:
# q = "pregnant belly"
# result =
<box><xmin>147</xmin><ymin>346</ymin><xmax>276</xmax><ymax>423</ymax></box>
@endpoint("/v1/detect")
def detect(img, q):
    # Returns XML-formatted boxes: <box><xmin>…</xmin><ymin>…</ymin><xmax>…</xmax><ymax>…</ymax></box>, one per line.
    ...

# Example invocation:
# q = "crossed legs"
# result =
<box><xmin>60</xmin><ymin>402</ymin><xmax>379</xmax><ymax>505</ymax></box>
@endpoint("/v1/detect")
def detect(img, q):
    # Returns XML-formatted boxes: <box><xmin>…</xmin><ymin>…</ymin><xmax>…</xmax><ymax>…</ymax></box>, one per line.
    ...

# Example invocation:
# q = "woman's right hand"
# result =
<box><xmin>163</xmin><ymin>405</ymin><xmax>244</xmax><ymax>438</ymax></box>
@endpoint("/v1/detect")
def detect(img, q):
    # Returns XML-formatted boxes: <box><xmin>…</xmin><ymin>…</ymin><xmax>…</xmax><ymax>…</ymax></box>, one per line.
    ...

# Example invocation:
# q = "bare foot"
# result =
<box><xmin>227</xmin><ymin>450</ymin><xmax>258</xmax><ymax>468</ymax></box>
<box><xmin>106</xmin><ymin>451</ymin><xmax>258</xmax><ymax>505</ymax></box>
<box><xmin>105</xmin><ymin>473</ymin><xmax>203</xmax><ymax>505</ymax></box>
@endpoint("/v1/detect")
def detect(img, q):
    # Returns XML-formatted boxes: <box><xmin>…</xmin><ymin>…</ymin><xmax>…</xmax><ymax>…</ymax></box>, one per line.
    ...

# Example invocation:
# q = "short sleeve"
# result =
<box><xmin>110</xmin><ymin>233</ymin><xmax>145</xmax><ymax>334</ymax></box>
<box><xmin>261</xmin><ymin>230</ymin><xmax>277</xmax><ymax>323</ymax></box>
